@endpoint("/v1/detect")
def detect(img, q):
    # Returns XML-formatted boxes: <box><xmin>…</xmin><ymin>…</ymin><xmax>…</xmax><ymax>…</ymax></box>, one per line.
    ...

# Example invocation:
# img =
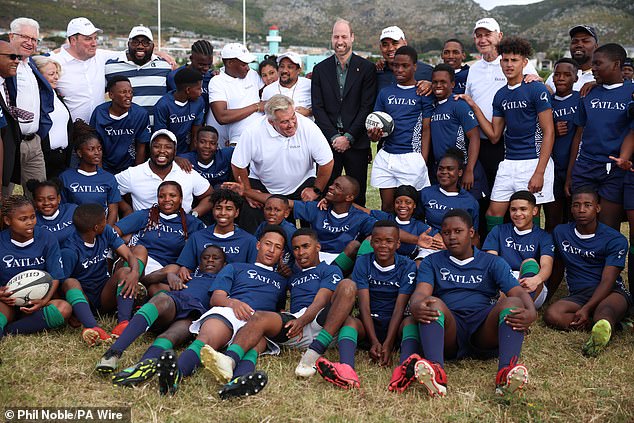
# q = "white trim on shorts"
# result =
<box><xmin>490</xmin><ymin>158</ymin><xmax>554</xmax><ymax>204</ymax></box>
<box><xmin>189</xmin><ymin>306</ymin><xmax>250</xmax><ymax>346</ymax></box>
<box><xmin>319</xmin><ymin>251</ymin><xmax>339</xmax><ymax>265</ymax></box>
<box><xmin>144</xmin><ymin>256</ymin><xmax>163</xmax><ymax>275</ymax></box>
<box><xmin>370</xmin><ymin>149</ymin><xmax>430</xmax><ymax>191</ymax></box>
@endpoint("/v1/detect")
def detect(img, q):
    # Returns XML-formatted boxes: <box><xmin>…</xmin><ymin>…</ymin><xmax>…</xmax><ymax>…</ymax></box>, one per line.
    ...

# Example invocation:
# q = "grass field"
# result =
<box><xmin>1</xmin><ymin>173</ymin><xmax>633</xmax><ymax>422</ymax></box>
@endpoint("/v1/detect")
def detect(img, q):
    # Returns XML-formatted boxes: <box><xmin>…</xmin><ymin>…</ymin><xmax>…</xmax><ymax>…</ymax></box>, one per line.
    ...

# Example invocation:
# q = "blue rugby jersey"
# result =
<box><xmin>59</xmin><ymin>168</ymin><xmax>121</xmax><ymax>210</ymax></box>
<box><xmin>153</xmin><ymin>91</ymin><xmax>205</xmax><ymax>154</ymax></box>
<box><xmin>0</xmin><ymin>227</ymin><xmax>64</xmax><ymax>283</ymax></box>
<box><xmin>482</xmin><ymin>223</ymin><xmax>554</xmax><ymax>271</ymax></box>
<box><xmin>179</xmin><ymin>148</ymin><xmax>233</xmax><ymax>188</ymax></box>
<box><xmin>430</xmin><ymin>97</ymin><xmax>478</xmax><ymax>162</ymax></box>
<box><xmin>418</xmin><ymin>185</ymin><xmax>479</xmax><ymax>230</ymax></box>
<box><xmin>36</xmin><ymin>203</ymin><xmax>77</xmax><ymax>245</ymax></box>
<box><xmin>288</xmin><ymin>262</ymin><xmax>342</xmax><ymax>313</ymax></box>
<box><xmin>177</xmin><ymin>225</ymin><xmax>257</xmax><ymax>269</ymax></box>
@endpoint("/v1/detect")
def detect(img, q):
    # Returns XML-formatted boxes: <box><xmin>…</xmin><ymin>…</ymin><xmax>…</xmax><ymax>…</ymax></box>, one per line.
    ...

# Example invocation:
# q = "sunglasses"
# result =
<box><xmin>0</xmin><ymin>53</ymin><xmax>22</xmax><ymax>61</ymax></box>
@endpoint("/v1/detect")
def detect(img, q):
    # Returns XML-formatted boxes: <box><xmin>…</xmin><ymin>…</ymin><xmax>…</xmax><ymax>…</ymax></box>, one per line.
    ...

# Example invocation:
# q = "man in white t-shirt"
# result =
<box><xmin>231</xmin><ymin>94</ymin><xmax>334</xmax><ymax>232</ymax></box>
<box><xmin>261</xmin><ymin>52</ymin><xmax>312</xmax><ymax>118</ymax></box>
<box><xmin>115</xmin><ymin>129</ymin><xmax>212</xmax><ymax>216</ymax></box>
<box><xmin>545</xmin><ymin>25</ymin><xmax>598</xmax><ymax>92</ymax></box>
<box><xmin>208</xmin><ymin>43</ymin><xmax>265</xmax><ymax>147</ymax></box>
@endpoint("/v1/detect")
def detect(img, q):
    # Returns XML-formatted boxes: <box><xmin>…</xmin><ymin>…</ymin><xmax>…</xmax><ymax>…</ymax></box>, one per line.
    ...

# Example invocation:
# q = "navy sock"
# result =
<box><xmin>308</xmin><ymin>329</ymin><xmax>333</xmax><ymax>355</ymax></box>
<box><xmin>116</xmin><ymin>288</ymin><xmax>135</xmax><ymax>323</ymax></box>
<box><xmin>177</xmin><ymin>340</ymin><xmax>204</xmax><ymax>377</ymax></box>
<box><xmin>498</xmin><ymin>308</ymin><xmax>524</xmax><ymax>370</ymax></box>
<box><xmin>337</xmin><ymin>326</ymin><xmax>358</xmax><ymax>369</ymax></box>
<box><xmin>140</xmin><ymin>338</ymin><xmax>173</xmax><ymax>361</ymax></box>
<box><xmin>111</xmin><ymin>303</ymin><xmax>158</xmax><ymax>353</ymax></box>
<box><xmin>419</xmin><ymin>313</ymin><xmax>445</xmax><ymax>367</ymax></box>
<box><xmin>233</xmin><ymin>349</ymin><xmax>258</xmax><ymax>378</ymax></box>
<box><xmin>65</xmin><ymin>288</ymin><xmax>97</xmax><ymax>328</ymax></box>
<box><xmin>6</xmin><ymin>304</ymin><xmax>65</xmax><ymax>334</ymax></box>
<box><xmin>399</xmin><ymin>324</ymin><xmax>420</xmax><ymax>364</ymax></box>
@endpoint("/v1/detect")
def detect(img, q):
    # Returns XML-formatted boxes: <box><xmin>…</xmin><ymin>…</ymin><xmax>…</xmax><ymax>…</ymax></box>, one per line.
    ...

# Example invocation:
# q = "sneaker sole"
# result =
<box><xmin>200</xmin><ymin>345</ymin><xmax>233</xmax><ymax>383</ymax></box>
<box><xmin>316</xmin><ymin>360</ymin><xmax>359</xmax><ymax>389</ymax></box>
<box><xmin>388</xmin><ymin>355</ymin><xmax>419</xmax><ymax>393</ymax></box>
<box><xmin>295</xmin><ymin>363</ymin><xmax>317</xmax><ymax>378</ymax></box>
<box><xmin>95</xmin><ymin>360</ymin><xmax>118</xmax><ymax>375</ymax></box>
<box><xmin>219</xmin><ymin>371</ymin><xmax>268</xmax><ymax>400</ymax></box>
<box><xmin>82</xmin><ymin>329</ymin><xmax>112</xmax><ymax>347</ymax></box>
<box><xmin>583</xmin><ymin>320</ymin><xmax>612</xmax><ymax>357</ymax></box>
<box><xmin>496</xmin><ymin>365</ymin><xmax>528</xmax><ymax>396</ymax></box>
<box><xmin>415</xmin><ymin>360</ymin><xmax>447</xmax><ymax>398</ymax></box>
<box><xmin>112</xmin><ymin>364</ymin><xmax>157</xmax><ymax>387</ymax></box>
<box><xmin>157</xmin><ymin>351</ymin><xmax>179</xmax><ymax>396</ymax></box>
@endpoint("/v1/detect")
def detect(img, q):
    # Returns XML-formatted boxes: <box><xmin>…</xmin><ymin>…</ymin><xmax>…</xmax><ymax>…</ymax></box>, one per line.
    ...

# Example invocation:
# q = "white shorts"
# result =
<box><xmin>511</xmin><ymin>270</ymin><xmax>548</xmax><ymax>309</ymax></box>
<box><xmin>189</xmin><ymin>306</ymin><xmax>249</xmax><ymax>346</ymax></box>
<box><xmin>371</xmin><ymin>149</ymin><xmax>430</xmax><ymax>191</ymax></box>
<box><xmin>490</xmin><ymin>158</ymin><xmax>554</xmax><ymax>204</ymax></box>
<box><xmin>280</xmin><ymin>307</ymin><xmax>325</xmax><ymax>350</ymax></box>
<box><xmin>144</xmin><ymin>256</ymin><xmax>163</xmax><ymax>275</ymax></box>
<box><xmin>319</xmin><ymin>252</ymin><xmax>339</xmax><ymax>265</ymax></box>
<box><xmin>415</xmin><ymin>247</ymin><xmax>441</xmax><ymax>260</ymax></box>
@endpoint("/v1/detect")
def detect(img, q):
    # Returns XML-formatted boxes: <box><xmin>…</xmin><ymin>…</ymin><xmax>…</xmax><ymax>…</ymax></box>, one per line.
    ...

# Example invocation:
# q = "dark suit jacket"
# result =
<box><xmin>311</xmin><ymin>53</ymin><xmax>377</xmax><ymax>150</ymax></box>
<box><xmin>0</xmin><ymin>77</ymin><xmax>22</xmax><ymax>186</ymax></box>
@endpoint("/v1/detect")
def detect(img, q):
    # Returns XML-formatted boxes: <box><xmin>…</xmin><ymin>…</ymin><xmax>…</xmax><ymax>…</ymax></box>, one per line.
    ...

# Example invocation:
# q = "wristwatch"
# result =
<box><xmin>312</xmin><ymin>187</ymin><xmax>323</xmax><ymax>196</ymax></box>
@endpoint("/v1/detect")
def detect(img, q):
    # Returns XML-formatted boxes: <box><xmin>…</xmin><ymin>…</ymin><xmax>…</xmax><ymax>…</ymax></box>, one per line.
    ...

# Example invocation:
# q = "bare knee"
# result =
<box><xmin>335</xmin><ymin>279</ymin><xmax>357</xmax><ymax>300</ymax></box>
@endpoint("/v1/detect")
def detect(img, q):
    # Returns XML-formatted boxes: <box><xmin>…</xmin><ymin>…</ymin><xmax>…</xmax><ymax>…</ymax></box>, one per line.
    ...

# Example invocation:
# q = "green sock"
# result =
<box><xmin>357</xmin><ymin>239</ymin><xmax>374</xmax><ymax>256</ymax></box>
<box><xmin>0</xmin><ymin>312</ymin><xmax>7</xmax><ymax>332</ymax></box>
<box><xmin>137</xmin><ymin>303</ymin><xmax>159</xmax><ymax>326</ymax></box>
<box><xmin>316</xmin><ymin>329</ymin><xmax>334</xmax><ymax>347</ymax></box>
<box><xmin>123</xmin><ymin>259</ymin><xmax>146</xmax><ymax>277</ymax></box>
<box><xmin>226</xmin><ymin>344</ymin><xmax>246</xmax><ymax>361</ymax></box>
<box><xmin>42</xmin><ymin>304</ymin><xmax>65</xmax><ymax>328</ymax></box>
<box><xmin>333</xmin><ymin>253</ymin><xmax>354</xmax><ymax>273</ymax></box>
<box><xmin>152</xmin><ymin>337</ymin><xmax>173</xmax><ymax>350</ymax></box>
<box><xmin>243</xmin><ymin>348</ymin><xmax>258</xmax><ymax>365</ymax></box>
<box><xmin>486</xmin><ymin>215</ymin><xmax>504</xmax><ymax>233</ymax></box>
<box><xmin>187</xmin><ymin>339</ymin><xmax>205</xmax><ymax>358</ymax></box>
<box><xmin>520</xmin><ymin>260</ymin><xmax>540</xmax><ymax>278</ymax></box>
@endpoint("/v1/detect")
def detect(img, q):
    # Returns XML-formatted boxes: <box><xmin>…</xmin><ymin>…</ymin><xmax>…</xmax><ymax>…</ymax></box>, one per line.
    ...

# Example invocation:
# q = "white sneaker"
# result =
<box><xmin>295</xmin><ymin>349</ymin><xmax>320</xmax><ymax>378</ymax></box>
<box><xmin>200</xmin><ymin>344</ymin><xmax>234</xmax><ymax>383</ymax></box>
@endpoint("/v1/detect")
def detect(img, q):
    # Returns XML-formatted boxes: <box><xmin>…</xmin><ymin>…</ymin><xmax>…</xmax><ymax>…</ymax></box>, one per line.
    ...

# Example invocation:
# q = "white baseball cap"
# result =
<box><xmin>67</xmin><ymin>17</ymin><xmax>101</xmax><ymax>37</ymax></box>
<box><xmin>277</xmin><ymin>51</ymin><xmax>302</xmax><ymax>67</ymax></box>
<box><xmin>380</xmin><ymin>26</ymin><xmax>405</xmax><ymax>42</ymax></box>
<box><xmin>473</xmin><ymin>18</ymin><xmax>500</xmax><ymax>34</ymax></box>
<box><xmin>128</xmin><ymin>25</ymin><xmax>154</xmax><ymax>41</ymax></box>
<box><xmin>221</xmin><ymin>43</ymin><xmax>256</xmax><ymax>63</ymax></box>
<box><xmin>150</xmin><ymin>129</ymin><xmax>177</xmax><ymax>145</ymax></box>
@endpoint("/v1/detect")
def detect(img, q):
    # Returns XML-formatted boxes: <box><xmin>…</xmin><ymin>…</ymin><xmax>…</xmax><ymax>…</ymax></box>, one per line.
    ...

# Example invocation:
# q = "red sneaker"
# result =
<box><xmin>315</xmin><ymin>357</ymin><xmax>360</xmax><ymax>389</ymax></box>
<box><xmin>414</xmin><ymin>358</ymin><xmax>447</xmax><ymax>397</ymax></box>
<box><xmin>82</xmin><ymin>327</ymin><xmax>112</xmax><ymax>347</ymax></box>
<box><xmin>388</xmin><ymin>353</ymin><xmax>421</xmax><ymax>393</ymax></box>
<box><xmin>111</xmin><ymin>320</ymin><xmax>129</xmax><ymax>339</ymax></box>
<box><xmin>495</xmin><ymin>357</ymin><xmax>528</xmax><ymax>396</ymax></box>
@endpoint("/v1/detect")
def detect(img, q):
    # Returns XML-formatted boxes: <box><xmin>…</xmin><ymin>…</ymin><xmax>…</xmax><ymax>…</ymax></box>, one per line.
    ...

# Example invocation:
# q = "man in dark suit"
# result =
<box><xmin>0</xmin><ymin>40</ymin><xmax>22</xmax><ymax>196</ymax></box>
<box><xmin>312</xmin><ymin>19</ymin><xmax>377</xmax><ymax>206</ymax></box>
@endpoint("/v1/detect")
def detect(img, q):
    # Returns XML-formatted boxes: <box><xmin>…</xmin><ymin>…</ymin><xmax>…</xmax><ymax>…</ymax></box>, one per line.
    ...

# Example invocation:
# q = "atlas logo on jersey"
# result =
<box><xmin>589</xmin><ymin>99</ymin><xmax>626</xmax><ymax>111</ymax></box>
<box><xmin>246</xmin><ymin>269</ymin><xmax>281</xmax><ymax>289</ymax></box>
<box><xmin>504</xmin><ymin>237</ymin><xmax>535</xmax><ymax>252</ymax></box>
<box><xmin>560</xmin><ymin>240</ymin><xmax>595</xmax><ymax>258</ymax></box>
<box><xmin>3</xmin><ymin>255</ymin><xmax>45</xmax><ymax>268</ymax></box>
<box><xmin>439</xmin><ymin>267</ymin><xmax>483</xmax><ymax>284</ymax></box>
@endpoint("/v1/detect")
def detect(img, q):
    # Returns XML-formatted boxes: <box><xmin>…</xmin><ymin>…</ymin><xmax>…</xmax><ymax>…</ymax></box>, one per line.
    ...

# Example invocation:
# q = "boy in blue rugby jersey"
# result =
<box><xmin>179</xmin><ymin>126</ymin><xmax>233</xmax><ymax>190</ymax></box>
<box><xmin>154</xmin><ymin>67</ymin><xmax>205</xmax><ymax>154</ymax></box>
<box><xmin>315</xmin><ymin>221</ymin><xmax>418</xmax><ymax>389</ymax></box>
<box><xmin>200</xmin><ymin>229</ymin><xmax>358</xmax><ymax>399</ymax></box>
<box><xmin>96</xmin><ymin>246</ymin><xmax>226</xmax><ymax>382</ymax></box>
<box><xmin>441</xmin><ymin>39</ymin><xmax>469</xmax><ymax>95</ymax></box>
<box><xmin>566</xmin><ymin>43</ymin><xmax>634</xmax><ymax>230</ymax></box>
<box><xmin>459</xmin><ymin>37</ymin><xmax>555</xmax><ymax>233</ymax></box>
<box><xmin>544</xmin><ymin>187</ymin><xmax>630</xmax><ymax>357</ymax></box>
<box><xmin>61</xmin><ymin>204</ymin><xmax>146</xmax><ymax>346</ymax></box>
<box><xmin>483</xmin><ymin>191</ymin><xmax>554</xmax><ymax>308</ymax></box>
<box><xmin>410</xmin><ymin>209</ymin><xmax>536</xmax><ymax>397</ymax></box>
<box><xmin>154</xmin><ymin>225</ymin><xmax>288</xmax><ymax>395</ymax></box>
<box><xmin>543</xmin><ymin>58</ymin><xmax>579</xmax><ymax>232</ymax></box>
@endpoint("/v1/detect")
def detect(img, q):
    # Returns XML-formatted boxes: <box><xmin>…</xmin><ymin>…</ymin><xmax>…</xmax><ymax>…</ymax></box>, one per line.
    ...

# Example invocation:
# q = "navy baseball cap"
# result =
<box><xmin>569</xmin><ymin>25</ymin><xmax>598</xmax><ymax>42</ymax></box>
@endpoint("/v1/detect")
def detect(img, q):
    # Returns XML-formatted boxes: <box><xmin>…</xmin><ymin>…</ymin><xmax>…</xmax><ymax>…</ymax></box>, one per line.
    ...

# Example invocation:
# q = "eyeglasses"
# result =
<box><xmin>129</xmin><ymin>39</ymin><xmax>152</xmax><ymax>47</ymax></box>
<box><xmin>0</xmin><ymin>53</ymin><xmax>23</xmax><ymax>61</ymax></box>
<box><xmin>12</xmin><ymin>33</ymin><xmax>41</xmax><ymax>44</ymax></box>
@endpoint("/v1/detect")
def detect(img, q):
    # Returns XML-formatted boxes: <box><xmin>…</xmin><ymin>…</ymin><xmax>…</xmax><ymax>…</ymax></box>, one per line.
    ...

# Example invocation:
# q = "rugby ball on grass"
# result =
<box><xmin>365</xmin><ymin>111</ymin><xmax>394</xmax><ymax>139</ymax></box>
<box><xmin>6</xmin><ymin>270</ymin><xmax>53</xmax><ymax>306</ymax></box>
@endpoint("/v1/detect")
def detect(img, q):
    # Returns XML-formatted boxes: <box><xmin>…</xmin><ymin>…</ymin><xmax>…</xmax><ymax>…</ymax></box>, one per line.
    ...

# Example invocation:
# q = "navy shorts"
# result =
<box><xmin>164</xmin><ymin>291</ymin><xmax>207</xmax><ymax>320</ymax></box>
<box><xmin>358</xmin><ymin>317</ymin><xmax>392</xmax><ymax>350</ymax></box>
<box><xmin>624</xmin><ymin>172</ymin><xmax>634</xmax><ymax>211</ymax></box>
<box><xmin>553</xmin><ymin>166</ymin><xmax>567</xmax><ymax>200</ymax></box>
<box><xmin>84</xmin><ymin>281</ymin><xmax>109</xmax><ymax>312</ymax></box>
<box><xmin>564</xmin><ymin>282</ymin><xmax>632</xmax><ymax>307</ymax></box>
<box><xmin>571</xmin><ymin>158</ymin><xmax>625</xmax><ymax>204</ymax></box>
<box><xmin>452</xmin><ymin>304</ymin><xmax>498</xmax><ymax>360</ymax></box>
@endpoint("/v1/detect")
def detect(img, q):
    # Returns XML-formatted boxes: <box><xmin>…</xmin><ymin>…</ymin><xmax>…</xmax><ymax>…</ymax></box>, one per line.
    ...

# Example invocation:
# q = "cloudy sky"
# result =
<box><xmin>476</xmin><ymin>0</ymin><xmax>544</xmax><ymax>10</ymax></box>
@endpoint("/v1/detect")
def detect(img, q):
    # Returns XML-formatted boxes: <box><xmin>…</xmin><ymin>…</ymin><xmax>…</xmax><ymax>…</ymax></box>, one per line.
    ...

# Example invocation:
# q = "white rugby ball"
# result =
<box><xmin>365</xmin><ymin>111</ymin><xmax>395</xmax><ymax>139</ymax></box>
<box><xmin>6</xmin><ymin>270</ymin><xmax>53</xmax><ymax>306</ymax></box>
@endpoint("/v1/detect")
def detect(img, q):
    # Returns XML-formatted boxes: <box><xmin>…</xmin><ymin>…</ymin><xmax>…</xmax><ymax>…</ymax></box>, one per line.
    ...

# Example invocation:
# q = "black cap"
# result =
<box><xmin>174</xmin><ymin>67</ymin><xmax>203</xmax><ymax>86</ymax></box>
<box><xmin>569</xmin><ymin>25</ymin><xmax>598</xmax><ymax>43</ymax></box>
<box><xmin>623</xmin><ymin>58</ymin><xmax>633</xmax><ymax>69</ymax></box>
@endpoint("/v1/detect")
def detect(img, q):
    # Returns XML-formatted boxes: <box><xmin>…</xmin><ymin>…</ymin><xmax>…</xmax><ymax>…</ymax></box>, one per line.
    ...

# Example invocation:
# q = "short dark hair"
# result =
<box><xmin>292</xmin><ymin>227</ymin><xmax>319</xmax><ymax>242</ymax></box>
<box><xmin>442</xmin><ymin>209</ymin><xmax>473</xmax><ymax>228</ymax></box>
<box><xmin>73</xmin><ymin>203</ymin><xmax>105</xmax><ymax>232</ymax></box>
<box><xmin>259</xmin><ymin>55</ymin><xmax>278</xmax><ymax>74</ymax></box>
<box><xmin>174</xmin><ymin>67</ymin><xmax>203</xmax><ymax>90</ymax></box>
<box><xmin>266</xmin><ymin>194</ymin><xmax>290</xmax><ymax>207</ymax></box>
<box><xmin>441</xmin><ymin>147</ymin><xmax>466</xmax><ymax>168</ymax></box>
<box><xmin>26</xmin><ymin>178</ymin><xmax>63</xmax><ymax>197</ymax></box>
<box><xmin>554</xmin><ymin>57</ymin><xmax>579</xmax><ymax>72</ymax></box>
<box><xmin>191</xmin><ymin>39</ymin><xmax>213</xmax><ymax>56</ymax></box>
<box><xmin>258</xmin><ymin>224</ymin><xmax>288</xmax><ymax>245</ymax></box>
<box><xmin>210</xmin><ymin>189</ymin><xmax>243</xmax><ymax>209</ymax></box>
<box><xmin>432</xmin><ymin>63</ymin><xmax>456</xmax><ymax>82</ymax></box>
<box><xmin>498</xmin><ymin>36</ymin><xmax>533</xmax><ymax>58</ymax></box>
<box><xmin>197</xmin><ymin>125</ymin><xmax>219</xmax><ymax>138</ymax></box>
<box><xmin>72</xmin><ymin>119</ymin><xmax>100</xmax><ymax>151</ymax></box>
<box><xmin>395</xmin><ymin>45</ymin><xmax>417</xmax><ymax>64</ymax></box>
<box><xmin>373</xmin><ymin>219</ymin><xmax>400</xmax><ymax>233</ymax></box>
<box><xmin>106</xmin><ymin>75</ymin><xmax>131</xmax><ymax>93</ymax></box>
<box><xmin>443</xmin><ymin>38</ymin><xmax>465</xmax><ymax>52</ymax></box>
<box><xmin>509</xmin><ymin>190</ymin><xmax>537</xmax><ymax>206</ymax></box>
<box><xmin>341</xmin><ymin>175</ymin><xmax>360</xmax><ymax>198</ymax></box>
<box><xmin>201</xmin><ymin>244</ymin><xmax>226</xmax><ymax>261</ymax></box>
<box><xmin>571</xmin><ymin>186</ymin><xmax>599</xmax><ymax>203</ymax></box>
<box><xmin>594</xmin><ymin>43</ymin><xmax>627</xmax><ymax>65</ymax></box>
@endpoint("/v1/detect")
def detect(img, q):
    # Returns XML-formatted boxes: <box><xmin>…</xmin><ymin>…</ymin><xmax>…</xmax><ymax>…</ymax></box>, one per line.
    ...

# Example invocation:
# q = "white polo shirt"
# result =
<box><xmin>50</xmin><ymin>47</ymin><xmax>119</xmax><ymax>122</ymax></box>
<box><xmin>232</xmin><ymin>114</ymin><xmax>333</xmax><ymax>194</ymax></box>
<box><xmin>465</xmin><ymin>55</ymin><xmax>538</xmax><ymax>137</ymax></box>
<box><xmin>115</xmin><ymin>160</ymin><xmax>210</xmax><ymax>212</ymax></box>
<box><xmin>208</xmin><ymin>68</ymin><xmax>263</xmax><ymax>144</ymax></box>
<box><xmin>16</xmin><ymin>60</ymin><xmax>40</xmax><ymax>135</ymax></box>
<box><xmin>545</xmin><ymin>68</ymin><xmax>595</xmax><ymax>93</ymax></box>
<box><xmin>261</xmin><ymin>76</ymin><xmax>312</xmax><ymax>110</ymax></box>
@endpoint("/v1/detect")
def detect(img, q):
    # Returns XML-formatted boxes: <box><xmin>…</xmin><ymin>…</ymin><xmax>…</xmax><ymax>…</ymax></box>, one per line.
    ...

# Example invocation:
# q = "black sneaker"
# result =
<box><xmin>157</xmin><ymin>349</ymin><xmax>181</xmax><ymax>396</ymax></box>
<box><xmin>218</xmin><ymin>371</ymin><xmax>268</xmax><ymax>400</ymax></box>
<box><xmin>112</xmin><ymin>358</ymin><xmax>157</xmax><ymax>387</ymax></box>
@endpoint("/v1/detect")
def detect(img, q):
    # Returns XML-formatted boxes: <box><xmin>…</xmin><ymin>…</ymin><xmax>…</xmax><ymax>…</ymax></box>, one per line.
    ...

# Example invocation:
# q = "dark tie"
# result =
<box><xmin>3</xmin><ymin>82</ymin><xmax>34</xmax><ymax>122</ymax></box>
